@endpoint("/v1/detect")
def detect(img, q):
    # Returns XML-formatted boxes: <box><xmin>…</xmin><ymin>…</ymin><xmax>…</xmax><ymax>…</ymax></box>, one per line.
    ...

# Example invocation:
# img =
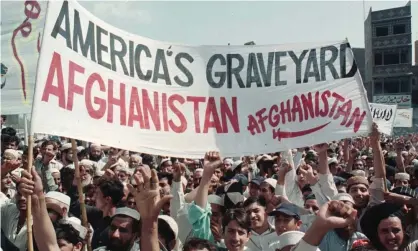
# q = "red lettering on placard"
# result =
<box><xmin>67</xmin><ymin>61</ymin><xmax>85</xmax><ymax>111</ymax></box>
<box><xmin>85</xmin><ymin>73</ymin><xmax>106</xmax><ymax>119</ymax></box>
<box><xmin>11</xmin><ymin>0</ymin><xmax>42</xmax><ymax>99</ymax></box>
<box><xmin>168</xmin><ymin>94</ymin><xmax>187</xmax><ymax>133</ymax></box>
<box><xmin>42</xmin><ymin>52</ymin><xmax>66</xmax><ymax>108</ymax></box>
<box><xmin>187</xmin><ymin>96</ymin><xmax>205</xmax><ymax>133</ymax></box>
<box><xmin>41</xmin><ymin>55</ymin><xmax>243</xmax><ymax>134</ymax></box>
<box><xmin>107</xmin><ymin>80</ymin><xmax>126</xmax><ymax>125</ymax></box>
<box><xmin>247</xmin><ymin>89</ymin><xmax>368</xmax><ymax>140</ymax></box>
<box><xmin>203</xmin><ymin>97</ymin><xmax>222</xmax><ymax>133</ymax></box>
<box><xmin>127</xmin><ymin>87</ymin><xmax>145</xmax><ymax>128</ymax></box>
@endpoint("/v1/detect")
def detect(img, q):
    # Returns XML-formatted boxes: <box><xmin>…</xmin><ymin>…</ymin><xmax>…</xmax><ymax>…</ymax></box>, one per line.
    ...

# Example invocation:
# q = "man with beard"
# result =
<box><xmin>60</xmin><ymin>143</ymin><xmax>75</xmax><ymax>168</ymax></box>
<box><xmin>34</xmin><ymin>140</ymin><xmax>62</xmax><ymax>192</ymax></box>
<box><xmin>90</xmin><ymin>144</ymin><xmax>104</xmax><ymax>162</ymax></box>
<box><xmin>243</xmin><ymin>197</ymin><xmax>276</xmax><ymax>251</ymax></box>
<box><xmin>94</xmin><ymin>207</ymin><xmax>140</xmax><ymax>251</ymax></box>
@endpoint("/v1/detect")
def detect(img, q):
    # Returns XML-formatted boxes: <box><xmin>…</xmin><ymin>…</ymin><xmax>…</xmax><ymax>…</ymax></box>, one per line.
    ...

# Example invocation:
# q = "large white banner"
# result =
<box><xmin>31</xmin><ymin>0</ymin><xmax>373</xmax><ymax>158</ymax></box>
<box><xmin>1</xmin><ymin>1</ymin><xmax>47</xmax><ymax>115</ymax></box>
<box><xmin>394</xmin><ymin>108</ymin><xmax>413</xmax><ymax>128</ymax></box>
<box><xmin>369</xmin><ymin>103</ymin><xmax>397</xmax><ymax>135</ymax></box>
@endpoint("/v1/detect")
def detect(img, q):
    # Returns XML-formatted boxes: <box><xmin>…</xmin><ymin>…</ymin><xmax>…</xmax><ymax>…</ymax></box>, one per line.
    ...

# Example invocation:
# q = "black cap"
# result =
<box><xmin>268</xmin><ymin>203</ymin><xmax>300</xmax><ymax>220</ymax></box>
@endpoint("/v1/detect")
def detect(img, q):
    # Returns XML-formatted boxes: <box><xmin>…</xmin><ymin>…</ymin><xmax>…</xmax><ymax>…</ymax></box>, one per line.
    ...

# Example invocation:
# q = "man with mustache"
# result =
<box><xmin>94</xmin><ymin>207</ymin><xmax>140</xmax><ymax>251</ymax></box>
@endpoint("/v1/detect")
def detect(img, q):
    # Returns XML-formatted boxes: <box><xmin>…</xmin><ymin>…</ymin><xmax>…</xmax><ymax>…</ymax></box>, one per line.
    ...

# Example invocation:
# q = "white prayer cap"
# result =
<box><xmin>262</xmin><ymin>178</ymin><xmax>277</xmax><ymax>189</ymax></box>
<box><xmin>79</xmin><ymin>159</ymin><xmax>94</xmax><ymax>168</ymax></box>
<box><xmin>231</xmin><ymin>160</ymin><xmax>243</xmax><ymax>171</ymax></box>
<box><xmin>45</xmin><ymin>191</ymin><xmax>71</xmax><ymax>213</ymax></box>
<box><xmin>395</xmin><ymin>172</ymin><xmax>410</xmax><ymax>181</ymax></box>
<box><xmin>3</xmin><ymin>149</ymin><xmax>18</xmax><ymax>160</ymax></box>
<box><xmin>113</xmin><ymin>207</ymin><xmax>140</xmax><ymax>221</ymax></box>
<box><xmin>63</xmin><ymin>217</ymin><xmax>88</xmax><ymax>240</ymax></box>
<box><xmin>194</xmin><ymin>168</ymin><xmax>203</xmax><ymax>174</ymax></box>
<box><xmin>223</xmin><ymin>158</ymin><xmax>233</xmax><ymax>165</ymax></box>
<box><xmin>60</xmin><ymin>143</ymin><xmax>72</xmax><ymax>151</ymax></box>
<box><xmin>208</xmin><ymin>194</ymin><xmax>224</xmax><ymax>206</ymax></box>
<box><xmin>351</xmin><ymin>170</ymin><xmax>366</xmax><ymax>177</ymax></box>
<box><xmin>332</xmin><ymin>193</ymin><xmax>355</xmax><ymax>204</ymax></box>
<box><xmin>181</xmin><ymin>176</ymin><xmax>188</xmax><ymax>188</ymax></box>
<box><xmin>160</xmin><ymin>158</ymin><xmax>171</xmax><ymax>166</ymax></box>
<box><xmin>158</xmin><ymin>215</ymin><xmax>178</xmax><ymax>240</ymax></box>
<box><xmin>77</xmin><ymin>146</ymin><xmax>85</xmax><ymax>152</ymax></box>
<box><xmin>327</xmin><ymin>157</ymin><xmax>338</xmax><ymax>165</ymax></box>
<box><xmin>51</xmin><ymin>168</ymin><xmax>60</xmax><ymax>175</ymax></box>
<box><xmin>255</xmin><ymin>154</ymin><xmax>272</xmax><ymax>164</ymax></box>
<box><xmin>274</xmin><ymin>231</ymin><xmax>305</xmax><ymax>250</ymax></box>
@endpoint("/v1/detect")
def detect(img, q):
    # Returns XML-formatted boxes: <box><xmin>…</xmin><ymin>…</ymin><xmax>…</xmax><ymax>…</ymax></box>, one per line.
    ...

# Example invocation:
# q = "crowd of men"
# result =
<box><xmin>1</xmin><ymin>113</ymin><xmax>418</xmax><ymax>251</ymax></box>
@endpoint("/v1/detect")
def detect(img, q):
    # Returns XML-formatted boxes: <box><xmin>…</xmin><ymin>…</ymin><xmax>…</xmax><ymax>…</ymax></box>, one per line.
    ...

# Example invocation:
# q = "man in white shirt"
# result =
<box><xmin>243</xmin><ymin>197</ymin><xmax>276</xmax><ymax>251</ymax></box>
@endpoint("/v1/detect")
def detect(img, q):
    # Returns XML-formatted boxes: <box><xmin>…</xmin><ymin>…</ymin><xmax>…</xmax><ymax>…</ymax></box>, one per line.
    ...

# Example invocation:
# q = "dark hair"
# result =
<box><xmin>2</xmin><ymin>134</ymin><xmax>19</xmax><ymax>146</ymax></box>
<box><xmin>1</xmin><ymin>115</ymin><xmax>6</xmax><ymax>120</ymax></box>
<box><xmin>158</xmin><ymin>218</ymin><xmax>175</xmax><ymax>247</ymax></box>
<box><xmin>97</xmin><ymin>176</ymin><xmax>124</xmax><ymax>206</ymax></box>
<box><xmin>158</xmin><ymin>172</ymin><xmax>173</xmax><ymax>185</ymax></box>
<box><xmin>182</xmin><ymin>238</ymin><xmax>217</xmax><ymax>251</ymax></box>
<box><xmin>222</xmin><ymin>208</ymin><xmax>251</xmax><ymax>233</ymax></box>
<box><xmin>141</xmin><ymin>154</ymin><xmax>154</xmax><ymax>166</ymax></box>
<box><xmin>59</xmin><ymin>167</ymin><xmax>75</xmax><ymax>192</ymax></box>
<box><xmin>242</xmin><ymin>196</ymin><xmax>267</xmax><ymax>209</ymax></box>
<box><xmin>83</xmin><ymin>184</ymin><xmax>95</xmax><ymax>194</ymax></box>
<box><xmin>55</xmin><ymin>222</ymin><xmax>84</xmax><ymax>245</ymax></box>
<box><xmin>1</xmin><ymin>127</ymin><xmax>16</xmax><ymax>136</ymax></box>
<box><xmin>41</xmin><ymin>140</ymin><xmax>58</xmax><ymax>150</ymax></box>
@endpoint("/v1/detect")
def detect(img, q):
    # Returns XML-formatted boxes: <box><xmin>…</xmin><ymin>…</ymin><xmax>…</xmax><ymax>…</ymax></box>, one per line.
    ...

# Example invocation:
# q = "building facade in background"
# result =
<box><xmin>364</xmin><ymin>1</ymin><xmax>416</xmax><ymax>134</ymax></box>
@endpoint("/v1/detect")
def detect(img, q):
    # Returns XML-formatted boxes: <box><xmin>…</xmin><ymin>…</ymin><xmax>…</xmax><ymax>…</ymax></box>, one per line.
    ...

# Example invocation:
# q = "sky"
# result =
<box><xmin>79</xmin><ymin>0</ymin><xmax>418</xmax><ymax>61</ymax></box>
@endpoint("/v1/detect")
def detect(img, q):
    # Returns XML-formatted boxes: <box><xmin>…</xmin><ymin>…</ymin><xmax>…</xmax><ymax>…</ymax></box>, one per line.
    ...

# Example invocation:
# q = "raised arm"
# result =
<box><xmin>314</xmin><ymin>143</ymin><xmax>338</xmax><ymax>200</ymax></box>
<box><xmin>129</xmin><ymin>166</ymin><xmax>172</xmax><ymax>251</ymax></box>
<box><xmin>296</xmin><ymin>201</ymin><xmax>357</xmax><ymax>251</ymax></box>
<box><xmin>19</xmin><ymin>169</ymin><xmax>60</xmax><ymax>251</ymax></box>
<box><xmin>194</xmin><ymin>152</ymin><xmax>221</xmax><ymax>208</ymax></box>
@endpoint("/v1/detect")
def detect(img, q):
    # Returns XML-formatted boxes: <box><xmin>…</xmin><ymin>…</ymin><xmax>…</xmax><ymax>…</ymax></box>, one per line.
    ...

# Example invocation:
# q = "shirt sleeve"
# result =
<box><xmin>317</xmin><ymin>173</ymin><xmax>338</xmax><ymax>200</ymax></box>
<box><xmin>310</xmin><ymin>182</ymin><xmax>328</xmax><ymax>206</ymax></box>
<box><xmin>170</xmin><ymin>181</ymin><xmax>185</xmax><ymax>221</ymax></box>
<box><xmin>368</xmin><ymin>177</ymin><xmax>385</xmax><ymax>207</ymax></box>
<box><xmin>187</xmin><ymin>201</ymin><xmax>214</xmax><ymax>242</ymax></box>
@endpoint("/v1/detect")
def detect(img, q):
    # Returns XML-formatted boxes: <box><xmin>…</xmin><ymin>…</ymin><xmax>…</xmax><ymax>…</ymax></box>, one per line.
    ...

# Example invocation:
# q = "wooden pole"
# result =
<box><xmin>71</xmin><ymin>139</ymin><xmax>92</xmax><ymax>251</ymax></box>
<box><xmin>26</xmin><ymin>135</ymin><xmax>34</xmax><ymax>251</ymax></box>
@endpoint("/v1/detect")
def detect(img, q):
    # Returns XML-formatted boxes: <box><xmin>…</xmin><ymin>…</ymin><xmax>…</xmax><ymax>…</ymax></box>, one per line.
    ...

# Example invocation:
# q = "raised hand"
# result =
<box><xmin>128</xmin><ymin>165</ymin><xmax>172</xmax><ymax>220</ymax></box>
<box><xmin>314</xmin><ymin>200</ymin><xmax>357</xmax><ymax>230</ymax></box>
<box><xmin>1</xmin><ymin>159</ymin><xmax>21</xmax><ymax>173</ymax></box>
<box><xmin>314</xmin><ymin>143</ymin><xmax>328</xmax><ymax>154</ymax></box>
<box><xmin>370</xmin><ymin>122</ymin><xmax>380</xmax><ymax>143</ymax></box>
<box><xmin>172</xmin><ymin>162</ymin><xmax>186</xmax><ymax>182</ymax></box>
<box><xmin>19</xmin><ymin>169</ymin><xmax>43</xmax><ymax>197</ymax></box>
<box><xmin>202</xmin><ymin>151</ymin><xmax>222</xmax><ymax>178</ymax></box>
<box><xmin>298</xmin><ymin>164</ymin><xmax>318</xmax><ymax>185</ymax></box>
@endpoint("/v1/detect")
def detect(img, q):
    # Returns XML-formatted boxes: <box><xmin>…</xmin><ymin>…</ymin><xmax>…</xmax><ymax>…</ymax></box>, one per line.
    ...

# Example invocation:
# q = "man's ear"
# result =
<box><xmin>296</xmin><ymin>219</ymin><xmax>303</xmax><ymax>228</ymax></box>
<box><xmin>62</xmin><ymin>207</ymin><xmax>68</xmax><ymax>218</ymax></box>
<box><xmin>105</xmin><ymin>196</ymin><xmax>113</xmax><ymax>205</ymax></box>
<box><xmin>74</xmin><ymin>242</ymin><xmax>83</xmax><ymax>251</ymax></box>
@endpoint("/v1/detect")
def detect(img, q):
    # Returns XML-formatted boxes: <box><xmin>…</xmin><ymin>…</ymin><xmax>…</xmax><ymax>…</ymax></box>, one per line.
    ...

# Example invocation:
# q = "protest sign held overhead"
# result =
<box><xmin>1</xmin><ymin>1</ymin><xmax>47</xmax><ymax>115</ymax></box>
<box><xmin>394</xmin><ymin>108</ymin><xmax>413</xmax><ymax>128</ymax></box>
<box><xmin>369</xmin><ymin>103</ymin><xmax>397</xmax><ymax>136</ymax></box>
<box><xmin>31</xmin><ymin>0</ymin><xmax>373</xmax><ymax>158</ymax></box>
